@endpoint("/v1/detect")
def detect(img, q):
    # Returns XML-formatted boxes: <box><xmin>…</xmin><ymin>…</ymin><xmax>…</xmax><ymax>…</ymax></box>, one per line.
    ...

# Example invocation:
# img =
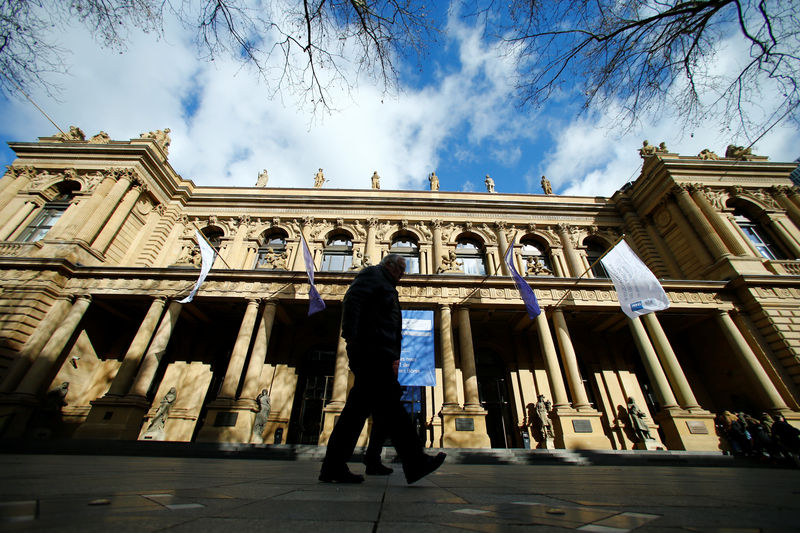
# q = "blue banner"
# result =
<box><xmin>399</xmin><ymin>309</ymin><xmax>436</xmax><ymax>386</ymax></box>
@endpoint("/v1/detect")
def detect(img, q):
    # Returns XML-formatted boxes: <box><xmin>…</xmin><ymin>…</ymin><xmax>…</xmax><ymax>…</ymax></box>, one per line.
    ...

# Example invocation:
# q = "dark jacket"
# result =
<box><xmin>341</xmin><ymin>265</ymin><xmax>402</xmax><ymax>363</ymax></box>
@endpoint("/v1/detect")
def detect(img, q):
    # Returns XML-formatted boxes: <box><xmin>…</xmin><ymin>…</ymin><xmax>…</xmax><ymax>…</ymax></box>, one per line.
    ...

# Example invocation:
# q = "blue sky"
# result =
<box><xmin>1</xmin><ymin>3</ymin><xmax>798</xmax><ymax>197</ymax></box>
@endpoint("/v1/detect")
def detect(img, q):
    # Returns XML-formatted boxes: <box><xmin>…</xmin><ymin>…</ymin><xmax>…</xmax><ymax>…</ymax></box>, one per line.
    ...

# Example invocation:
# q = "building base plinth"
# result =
<box><xmin>195</xmin><ymin>398</ymin><xmax>258</xmax><ymax>443</ymax></box>
<box><xmin>655</xmin><ymin>409</ymin><xmax>721</xmax><ymax>451</ymax></box>
<box><xmin>73</xmin><ymin>395</ymin><xmax>151</xmax><ymax>440</ymax></box>
<box><xmin>552</xmin><ymin>408</ymin><xmax>610</xmax><ymax>450</ymax></box>
<box><xmin>440</xmin><ymin>406</ymin><xmax>491</xmax><ymax>448</ymax></box>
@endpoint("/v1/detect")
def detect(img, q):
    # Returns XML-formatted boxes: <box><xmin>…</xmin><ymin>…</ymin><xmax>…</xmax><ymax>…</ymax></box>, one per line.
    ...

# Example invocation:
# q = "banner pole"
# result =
<box><xmin>552</xmin><ymin>233</ymin><xmax>626</xmax><ymax>309</ymax></box>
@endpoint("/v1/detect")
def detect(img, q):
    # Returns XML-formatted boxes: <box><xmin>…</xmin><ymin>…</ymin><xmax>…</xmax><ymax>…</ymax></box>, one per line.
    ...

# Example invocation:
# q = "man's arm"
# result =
<box><xmin>341</xmin><ymin>272</ymin><xmax>372</xmax><ymax>342</ymax></box>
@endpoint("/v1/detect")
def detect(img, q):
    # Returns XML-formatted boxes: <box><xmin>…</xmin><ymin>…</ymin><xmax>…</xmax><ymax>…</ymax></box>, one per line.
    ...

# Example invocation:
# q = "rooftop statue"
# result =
<box><xmin>485</xmin><ymin>174</ymin><xmax>495</xmax><ymax>193</ymax></box>
<box><xmin>314</xmin><ymin>168</ymin><xmax>326</xmax><ymax>188</ymax></box>
<box><xmin>725</xmin><ymin>144</ymin><xmax>756</xmax><ymax>160</ymax></box>
<box><xmin>698</xmin><ymin>149</ymin><xmax>720</xmax><ymax>160</ymax></box>
<box><xmin>371</xmin><ymin>171</ymin><xmax>380</xmax><ymax>189</ymax></box>
<box><xmin>428</xmin><ymin>171</ymin><xmax>439</xmax><ymax>191</ymax></box>
<box><xmin>541</xmin><ymin>176</ymin><xmax>553</xmax><ymax>195</ymax></box>
<box><xmin>55</xmin><ymin>126</ymin><xmax>85</xmax><ymax>141</ymax></box>
<box><xmin>140</xmin><ymin>128</ymin><xmax>171</xmax><ymax>155</ymax></box>
<box><xmin>88</xmin><ymin>131</ymin><xmax>110</xmax><ymax>144</ymax></box>
<box><xmin>256</xmin><ymin>169</ymin><xmax>269</xmax><ymax>187</ymax></box>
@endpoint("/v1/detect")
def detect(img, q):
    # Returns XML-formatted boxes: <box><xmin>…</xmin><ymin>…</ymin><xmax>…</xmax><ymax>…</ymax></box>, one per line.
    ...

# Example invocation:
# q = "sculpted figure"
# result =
<box><xmin>657</xmin><ymin>142</ymin><xmax>668</xmax><ymax>153</ymax></box>
<box><xmin>274</xmin><ymin>251</ymin><xmax>288</xmax><ymax>270</ymax></box>
<box><xmin>371</xmin><ymin>171</ymin><xmax>380</xmax><ymax>189</ymax></box>
<box><xmin>140</xmin><ymin>128</ymin><xmax>171</xmax><ymax>154</ymax></box>
<box><xmin>262</xmin><ymin>247</ymin><xmax>277</xmax><ymax>269</ymax></box>
<box><xmin>428</xmin><ymin>171</ymin><xmax>439</xmax><ymax>191</ymax></box>
<box><xmin>535</xmin><ymin>394</ymin><xmax>554</xmax><ymax>440</ymax></box>
<box><xmin>251</xmin><ymin>389</ymin><xmax>272</xmax><ymax>443</ymax></box>
<box><xmin>44</xmin><ymin>382</ymin><xmax>69</xmax><ymax>412</ymax></box>
<box><xmin>147</xmin><ymin>387</ymin><xmax>177</xmax><ymax>434</ymax></box>
<box><xmin>725</xmin><ymin>144</ymin><xmax>755</xmax><ymax>160</ymax></box>
<box><xmin>485</xmin><ymin>174</ymin><xmax>495</xmax><ymax>193</ymax></box>
<box><xmin>314</xmin><ymin>168</ymin><xmax>326</xmax><ymax>188</ymax></box>
<box><xmin>256</xmin><ymin>169</ymin><xmax>269</xmax><ymax>187</ymax></box>
<box><xmin>541</xmin><ymin>176</ymin><xmax>553</xmax><ymax>195</ymax></box>
<box><xmin>437</xmin><ymin>249</ymin><xmax>462</xmax><ymax>273</ymax></box>
<box><xmin>638</xmin><ymin>140</ymin><xmax>657</xmax><ymax>158</ymax></box>
<box><xmin>525</xmin><ymin>256</ymin><xmax>551</xmax><ymax>276</ymax></box>
<box><xmin>350</xmin><ymin>250</ymin><xmax>364</xmax><ymax>270</ymax></box>
<box><xmin>56</xmin><ymin>126</ymin><xmax>85</xmax><ymax>141</ymax></box>
<box><xmin>698</xmin><ymin>149</ymin><xmax>720</xmax><ymax>160</ymax></box>
<box><xmin>627</xmin><ymin>397</ymin><xmax>653</xmax><ymax>442</ymax></box>
<box><xmin>89</xmin><ymin>131</ymin><xmax>111</xmax><ymax>144</ymax></box>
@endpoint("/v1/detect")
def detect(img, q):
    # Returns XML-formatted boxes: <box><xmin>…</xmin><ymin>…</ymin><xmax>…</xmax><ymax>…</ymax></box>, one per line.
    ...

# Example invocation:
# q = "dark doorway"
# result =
<box><xmin>289</xmin><ymin>349</ymin><xmax>335</xmax><ymax>444</ymax></box>
<box><xmin>476</xmin><ymin>350</ymin><xmax>517</xmax><ymax>448</ymax></box>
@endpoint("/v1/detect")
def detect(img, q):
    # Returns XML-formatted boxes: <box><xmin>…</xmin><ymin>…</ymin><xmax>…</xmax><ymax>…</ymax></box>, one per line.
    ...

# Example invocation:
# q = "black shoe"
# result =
<box><xmin>364</xmin><ymin>462</ymin><xmax>394</xmax><ymax>475</ymax></box>
<box><xmin>404</xmin><ymin>452</ymin><xmax>446</xmax><ymax>484</ymax></box>
<box><xmin>319</xmin><ymin>466</ymin><xmax>365</xmax><ymax>483</ymax></box>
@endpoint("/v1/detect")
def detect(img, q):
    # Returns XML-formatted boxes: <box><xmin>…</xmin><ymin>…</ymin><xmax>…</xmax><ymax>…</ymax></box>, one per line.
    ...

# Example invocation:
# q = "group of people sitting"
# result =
<box><xmin>715</xmin><ymin>410</ymin><xmax>800</xmax><ymax>464</ymax></box>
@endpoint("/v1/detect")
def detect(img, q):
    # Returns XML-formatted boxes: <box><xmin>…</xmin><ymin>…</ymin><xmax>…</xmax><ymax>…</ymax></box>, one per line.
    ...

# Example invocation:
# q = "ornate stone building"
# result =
<box><xmin>0</xmin><ymin>130</ymin><xmax>799</xmax><ymax>452</ymax></box>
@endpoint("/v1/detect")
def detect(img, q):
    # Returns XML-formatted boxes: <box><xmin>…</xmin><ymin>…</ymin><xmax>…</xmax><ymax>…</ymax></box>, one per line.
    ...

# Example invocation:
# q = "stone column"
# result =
<box><xmin>534</xmin><ymin>309</ymin><xmax>569</xmax><ymax>407</ymax></box>
<box><xmin>456</xmin><ymin>307</ymin><xmax>480</xmax><ymax>408</ymax></box>
<box><xmin>364</xmin><ymin>218</ymin><xmax>379</xmax><ymax>265</ymax></box>
<box><xmin>218</xmin><ymin>299</ymin><xmax>261</xmax><ymax>399</ymax></box>
<box><xmin>672</xmin><ymin>185</ymin><xmax>730</xmax><ymax>261</ymax></box>
<box><xmin>92</xmin><ymin>183</ymin><xmax>144</xmax><ymax>253</ymax></box>
<box><xmin>329</xmin><ymin>333</ymin><xmax>350</xmax><ymax>406</ymax></box>
<box><xmin>715</xmin><ymin>310</ymin><xmax>790</xmax><ymax>412</ymax></box>
<box><xmin>15</xmin><ymin>295</ymin><xmax>92</xmax><ymax>395</ymax></box>
<box><xmin>765</xmin><ymin>216</ymin><xmax>800</xmax><ymax>258</ymax></box>
<box><xmin>0</xmin><ymin>297</ymin><xmax>73</xmax><ymax>393</ymax></box>
<box><xmin>641</xmin><ymin>313</ymin><xmax>701</xmax><ymax>410</ymax></box>
<box><xmin>627</xmin><ymin>316</ymin><xmax>679</xmax><ymax>409</ymax></box>
<box><xmin>556</xmin><ymin>224</ymin><xmax>583</xmax><ymax>277</ymax></box>
<box><xmin>0</xmin><ymin>201</ymin><xmax>37</xmax><ymax>240</ymax></box>
<box><xmin>643</xmin><ymin>216</ymin><xmax>683</xmax><ymax>278</ymax></box>
<box><xmin>690</xmin><ymin>186</ymin><xmax>749</xmax><ymax>256</ymax></box>
<box><xmin>432</xmin><ymin>220</ymin><xmax>444</xmax><ymax>273</ymax></box>
<box><xmin>75</xmin><ymin>170</ymin><xmax>134</xmax><ymax>245</ymax></box>
<box><xmin>0</xmin><ymin>167</ymin><xmax>32</xmax><ymax>213</ymax></box>
<box><xmin>106</xmin><ymin>297</ymin><xmax>168</xmax><ymax>396</ymax></box>
<box><xmin>665</xmin><ymin>199</ymin><xmax>714</xmax><ymax>265</ymax></box>
<box><xmin>126</xmin><ymin>301</ymin><xmax>183</xmax><ymax>398</ymax></box>
<box><xmin>771</xmin><ymin>186</ymin><xmax>800</xmax><ymax>230</ymax></box>
<box><xmin>439</xmin><ymin>304</ymin><xmax>459</xmax><ymax>407</ymax></box>
<box><xmin>551</xmin><ymin>308</ymin><xmax>591</xmax><ymax>409</ymax></box>
<box><xmin>494</xmin><ymin>223</ymin><xmax>510</xmax><ymax>276</ymax></box>
<box><xmin>241</xmin><ymin>300</ymin><xmax>278</xmax><ymax>399</ymax></box>
<box><xmin>292</xmin><ymin>217</ymin><xmax>313</xmax><ymax>270</ymax></box>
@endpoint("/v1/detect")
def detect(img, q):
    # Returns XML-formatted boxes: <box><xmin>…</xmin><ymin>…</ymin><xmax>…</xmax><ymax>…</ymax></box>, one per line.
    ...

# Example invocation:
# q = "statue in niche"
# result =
<box><xmin>256</xmin><ymin>169</ymin><xmax>269</xmax><ymax>187</ymax></box>
<box><xmin>627</xmin><ymin>397</ymin><xmax>654</xmax><ymax>442</ymax></box>
<box><xmin>525</xmin><ymin>256</ymin><xmax>551</xmax><ymax>276</ymax></box>
<box><xmin>251</xmin><ymin>389</ymin><xmax>271</xmax><ymax>443</ymax></box>
<box><xmin>429</xmin><ymin>171</ymin><xmax>439</xmax><ymax>191</ymax></box>
<box><xmin>350</xmin><ymin>249</ymin><xmax>365</xmax><ymax>270</ymax></box>
<box><xmin>437</xmin><ymin>249</ymin><xmax>462</xmax><ymax>273</ymax></box>
<box><xmin>274</xmin><ymin>250</ymin><xmax>288</xmax><ymax>270</ymax></box>
<box><xmin>55</xmin><ymin>126</ymin><xmax>85</xmax><ymax>141</ymax></box>
<box><xmin>485</xmin><ymin>174</ymin><xmax>495</xmax><ymax>193</ymax></box>
<box><xmin>541</xmin><ymin>176</ymin><xmax>553</xmax><ymax>195</ymax></box>
<box><xmin>262</xmin><ymin>247</ymin><xmax>277</xmax><ymax>269</ymax></box>
<box><xmin>144</xmin><ymin>387</ymin><xmax>177</xmax><ymax>439</ymax></box>
<box><xmin>314</xmin><ymin>168</ymin><xmax>326</xmax><ymax>188</ymax></box>
<box><xmin>371</xmin><ymin>171</ymin><xmax>380</xmax><ymax>189</ymax></box>
<box><xmin>139</xmin><ymin>128</ymin><xmax>171</xmax><ymax>155</ymax></box>
<box><xmin>534</xmin><ymin>394</ymin><xmax>554</xmax><ymax>440</ymax></box>
<box><xmin>698</xmin><ymin>149</ymin><xmax>719</xmax><ymax>160</ymax></box>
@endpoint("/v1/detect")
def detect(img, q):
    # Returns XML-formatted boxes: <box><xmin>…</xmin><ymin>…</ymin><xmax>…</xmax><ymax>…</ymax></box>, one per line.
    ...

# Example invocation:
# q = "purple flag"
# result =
<box><xmin>504</xmin><ymin>241</ymin><xmax>541</xmax><ymax>319</ymax></box>
<box><xmin>301</xmin><ymin>234</ymin><xmax>326</xmax><ymax>316</ymax></box>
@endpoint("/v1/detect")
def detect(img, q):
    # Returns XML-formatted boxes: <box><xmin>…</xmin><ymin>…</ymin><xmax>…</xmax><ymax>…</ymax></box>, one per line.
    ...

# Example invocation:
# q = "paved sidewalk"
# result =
<box><xmin>1</xmin><ymin>453</ymin><xmax>799</xmax><ymax>532</ymax></box>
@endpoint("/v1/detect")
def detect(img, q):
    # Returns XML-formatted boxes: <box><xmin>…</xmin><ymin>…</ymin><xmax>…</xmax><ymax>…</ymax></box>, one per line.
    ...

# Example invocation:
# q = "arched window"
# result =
<box><xmin>520</xmin><ymin>237</ymin><xmax>552</xmax><ymax>276</ymax></box>
<box><xmin>321</xmin><ymin>233</ymin><xmax>353</xmax><ymax>272</ymax></box>
<box><xmin>734</xmin><ymin>209</ymin><xmax>785</xmax><ymax>259</ymax></box>
<box><xmin>16</xmin><ymin>183</ymin><xmax>79</xmax><ymax>243</ymax></box>
<box><xmin>390</xmin><ymin>235</ymin><xmax>420</xmax><ymax>274</ymax></box>
<box><xmin>456</xmin><ymin>238</ymin><xmax>486</xmax><ymax>275</ymax></box>
<box><xmin>257</xmin><ymin>230</ymin><xmax>288</xmax><ymax>269</ymax></box>
<box><xmin>585</xmin><ymin>240</ymin><xmax>609</xmax><ymax>278</ymax></box>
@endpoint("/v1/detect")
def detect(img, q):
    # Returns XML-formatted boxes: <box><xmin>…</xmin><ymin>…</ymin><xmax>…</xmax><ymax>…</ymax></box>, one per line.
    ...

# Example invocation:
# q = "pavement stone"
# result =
<box><xmin>0</xmin><ymin>453</ymin><xmax>798</xmax><ymax>531</ymax></box>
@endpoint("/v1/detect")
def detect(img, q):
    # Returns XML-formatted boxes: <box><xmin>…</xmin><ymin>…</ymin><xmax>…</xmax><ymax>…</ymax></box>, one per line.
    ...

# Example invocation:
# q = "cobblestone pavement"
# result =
<box><xmin>1</xmin><ymin>453</ymin><xmax>799</xmax><ymax>532</ymax></box>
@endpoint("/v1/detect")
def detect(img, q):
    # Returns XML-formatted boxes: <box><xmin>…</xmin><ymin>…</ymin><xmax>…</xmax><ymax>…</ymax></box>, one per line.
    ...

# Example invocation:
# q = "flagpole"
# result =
<box><xmin>552</xmin><ymin>233</ymin><xmax>627</xmax><ymax>308</ymax></box>
<box><xmin>456</xmin><ymin>232</ymin><xmax>514</xmax><ymax>305</ymax></box>
<box><xmin>192</xmin><ymin>223</ymin><xmax>234</xmax><ymax>269</ymax></box>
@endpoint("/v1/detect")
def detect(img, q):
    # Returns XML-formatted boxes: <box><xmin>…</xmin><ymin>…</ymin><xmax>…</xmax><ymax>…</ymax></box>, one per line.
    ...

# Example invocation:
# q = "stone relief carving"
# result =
<box><xmin>415</xmin><ymin>222</ymin><xmax>432</xmax><ymax>241</ymax></box>
<box><xmin>702</xmin><ymin>187</ymin><xmax>727</xmax><ymax>211</ymax></box>
<box><xmin>437</xmin><ymin>249</ymin><xmax>462</xmax><ymax>273</ymax></box>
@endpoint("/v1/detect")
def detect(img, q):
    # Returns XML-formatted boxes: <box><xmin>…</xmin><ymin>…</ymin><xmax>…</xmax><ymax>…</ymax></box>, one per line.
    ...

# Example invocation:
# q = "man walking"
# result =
<box><xmin>320</xmin><ymin>254</ymin><xmax>446</xmax><ymax>484</ymax></box>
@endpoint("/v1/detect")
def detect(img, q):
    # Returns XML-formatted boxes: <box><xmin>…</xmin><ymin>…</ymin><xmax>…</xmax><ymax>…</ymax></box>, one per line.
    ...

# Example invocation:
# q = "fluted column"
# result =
<box><xmin>643</xmin><ymin>216</ymin><xmax>683</xmax><ymax>278</ymax></box>
<box><xmin>15</xmin><ymin>295</ymin><xmax>92</xmax><ymax>395</ymax></box>
<box><xmin>0</xmin><ymin>297</ymin><xmax>73</xmax><ymax>393</ymax></box>
<box><xmin>556</xmin><ymin>224</ymin><xmax>583</xmax><ymax>277</ymax></box>
<box><xmin>771</xmin><ymin>186</ymin><xmax>800</xmax><ymax>230</ymax></box>
<box><xmin>628</xmin><ymin>316</ymin><xmax>679</xmax><ymax>409</ymax></box>
<box><xmin>439</xmin><ymin>304</ymin><xmax>459</xmax><ymax>407</ymax></box>
<box><xmin>75</xmin><ymin>170</ymin><xmax>134</xmax><ymax>244</ymax></box>
<box><xmin>765</xmin><ymin>216</ymin><xmax>800</xmax><ymax>258</ymax></box>
<box><xmin>364</xmin><ymin>218</ymin><xmax>379</xmax><ymax>265</ymax></box>
<box><xmin>673</xmin><ymin>185</ymin><xmax>730</xmax><ymax>261</ymax></box>
<box><xmin>127</xmin><ymin>301</ymin><xmax>183</xmax><ymax>398</ymax></box>
<box><xmin>241</xmin><ymin>300</ymin><xmax>278</xmax><ymax>399</ymax></box>
<box><xmin>432</xmin><ymin>220</ymin><xmax>444</xmax><ymax>273</ymax></box>
<box><xmin>0</xmin><ymin>201</ymin><xmax>36</xmax><ymax>240</ymax></box>
<box><xmin>456</xmin><ymin>307</ymin><xmax>480</xmax><ymax>408</ymax></box>
<box><xmin>494</xmin><ymin>223</ymin><xmax>510</xmax><ymax>276</ymax></box>
<box><xmin>691</xmin><ymin>186</ymin><xmax>749</xmax><ymax>256</ymax></box>
<box><xmin>715</xmin><ymin>310</ymin><xmax>789</xmax><ymax>412</ymax></box>
<box><xmin>0</xmin><ymin>167</ymin><xmax>32</xmax><ymax>212</ymax></box>
<box><xmin>641</xmin><ymin>313</ymin><xmax>700</xmax><ymax>410</ymax></box>
<box><xmin>535</xmin><ymin>309</ymin><xmax>569</xmax><ymax>407</ymax></box>
<box><xmin>551</xmin><ymin>308</ymin><xmax>591</xmax><ymax>409</ymax></box>
<box><xmin>218</xmin><ymin>299</ymin><xmax>261</xmax><ymax>398</ymax></box>
<box><xmin>92</xmin><ymin>183</ymin><xmax>144</xmax><ymax>253</ymax></box>
<box><xmin>106</xmin><ymin>297</ymin><xmax>168</xmax><ymax>396</ymax></box>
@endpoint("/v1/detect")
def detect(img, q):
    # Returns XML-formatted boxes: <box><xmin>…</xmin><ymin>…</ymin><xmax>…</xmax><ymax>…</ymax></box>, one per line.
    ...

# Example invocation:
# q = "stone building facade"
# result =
<box><xmin>0</xmin><ymin>129</ymin><xmax>799</xmax><ymax>452</ymax></box>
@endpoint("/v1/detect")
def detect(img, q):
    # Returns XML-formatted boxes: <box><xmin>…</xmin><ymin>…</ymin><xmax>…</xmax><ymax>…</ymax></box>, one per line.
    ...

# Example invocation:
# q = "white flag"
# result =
<box><xmin>600</xmin><ymin>240</ymin><xmax>669</xmax><ymax>319</ymax></box>
<box><xmin>177</xmin><ymin>230</ymin><xmax>217</xmax><ymax>304</ymax></box>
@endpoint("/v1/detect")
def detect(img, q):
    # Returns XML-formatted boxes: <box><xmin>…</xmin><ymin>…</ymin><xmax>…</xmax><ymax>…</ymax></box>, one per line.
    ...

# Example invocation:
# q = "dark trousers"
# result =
<box><xmin>322</xmin><ymin>352</ymin><xmax>423</xmax><ymax>471</ymax></box>
<box><xmin>365</xmin><ymin>414</ymin><xmax>388</xmax><ymax>464</ymax></box>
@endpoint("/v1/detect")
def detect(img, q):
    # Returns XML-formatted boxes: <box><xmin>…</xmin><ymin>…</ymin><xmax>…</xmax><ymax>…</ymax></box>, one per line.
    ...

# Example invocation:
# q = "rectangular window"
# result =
<box><xmin>17</xmin><ymin>207</ymin><xmax>66</xmax><ymax>243</ymax></box>
<box><xmin>461</xmin><ymin>257</ymin><xmax>486</xmax><ymax>275</ymax></box>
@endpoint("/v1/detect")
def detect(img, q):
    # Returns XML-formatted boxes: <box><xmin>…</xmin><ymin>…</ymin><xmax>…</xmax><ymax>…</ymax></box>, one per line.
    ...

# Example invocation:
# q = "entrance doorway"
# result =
<box><xmin>476</xmin><ymin>350</ymin><xmax>517</xmax><ymax>448</ymax></box>
<box><xmin>288</xmin><ymin>349</ymin><xmax>335</xmax><ymax>444</ymax></box>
